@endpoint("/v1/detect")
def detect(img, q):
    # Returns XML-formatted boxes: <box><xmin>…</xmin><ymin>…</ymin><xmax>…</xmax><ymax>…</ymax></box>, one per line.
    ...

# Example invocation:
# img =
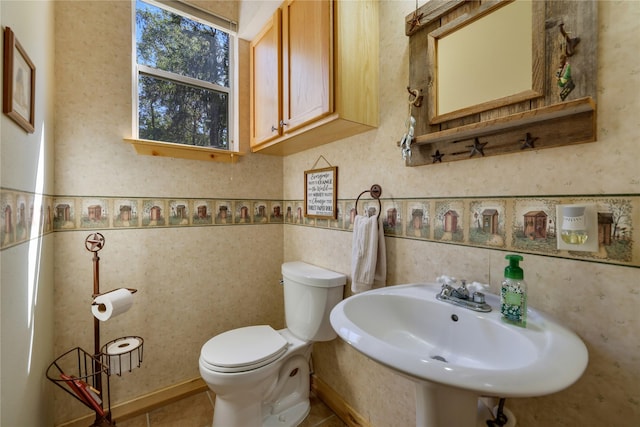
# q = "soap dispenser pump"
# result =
<box><xmin>501</xmin><ymin>254</ymin><xmax>527</xmax><ymax>327</ymax></box>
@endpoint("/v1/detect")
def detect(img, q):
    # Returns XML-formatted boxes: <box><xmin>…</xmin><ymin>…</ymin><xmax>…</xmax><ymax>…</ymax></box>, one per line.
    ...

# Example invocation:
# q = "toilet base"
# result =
<box><xmin>263</xmin><ymin>400</ymin><xmax>310</xmax><ymax>427</ymax></box>
<box><xmin>261</xmin><ymin>350</ymin><xmax>311</xmax><ymax>426</ymax></box>
<box><xmin>211</xmin><ymin>378</ymin><xmax>311</xmax><ymax>427</ymax></box>
<box><xmin>205</xmin><ymin>333</ymin><xmax>313</xmax><ymax>427</ymax></box>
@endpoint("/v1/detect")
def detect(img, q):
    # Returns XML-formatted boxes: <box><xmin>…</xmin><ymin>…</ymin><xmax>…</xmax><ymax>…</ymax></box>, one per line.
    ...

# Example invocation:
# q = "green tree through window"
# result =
<box><xmin>136</xmin><ymin>0</ymin><xmax>233</xmax><ymax>149</ymax></box>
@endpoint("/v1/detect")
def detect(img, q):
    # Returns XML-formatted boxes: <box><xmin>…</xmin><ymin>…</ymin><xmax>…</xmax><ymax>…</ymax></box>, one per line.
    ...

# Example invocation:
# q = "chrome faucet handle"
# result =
<box><xmin>439</xmin><ymin>283</ymin><xmax>453</xmax><ymax>296</ymax></box>
<box><xmin>472</xmin><ymin>292</ymin><xmax>486</xmax><ymax>304</ymax></box>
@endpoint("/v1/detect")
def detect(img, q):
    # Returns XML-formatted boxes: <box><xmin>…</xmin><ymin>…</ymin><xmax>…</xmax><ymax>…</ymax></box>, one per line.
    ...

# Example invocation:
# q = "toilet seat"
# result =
<box><xmin>200</xmin><ymin>325</ymin><xmax>288</xmax><ymax>373</ymax></box>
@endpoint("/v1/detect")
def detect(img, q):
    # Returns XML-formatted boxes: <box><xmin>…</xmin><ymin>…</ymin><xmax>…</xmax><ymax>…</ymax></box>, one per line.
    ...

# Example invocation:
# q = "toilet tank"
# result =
<box><xmin>282</xmin><ymin>261</ymin><xmax>346</xmax><ymax>341</ymax></box>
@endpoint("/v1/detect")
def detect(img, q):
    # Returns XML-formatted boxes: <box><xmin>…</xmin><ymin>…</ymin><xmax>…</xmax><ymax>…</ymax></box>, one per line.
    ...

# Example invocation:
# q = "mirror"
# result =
<box><xmin>428</xmin><ymin>0</ymin><xmax>544</xmax><ymax>124</ymax></box>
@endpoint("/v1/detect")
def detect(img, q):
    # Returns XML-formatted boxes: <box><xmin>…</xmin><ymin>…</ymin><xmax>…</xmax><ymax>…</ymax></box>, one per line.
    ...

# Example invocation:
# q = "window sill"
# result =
<box><xmin>124</xmin><ymin>138</ymin><xmax>243</xmax><ymax>163</ymax></box>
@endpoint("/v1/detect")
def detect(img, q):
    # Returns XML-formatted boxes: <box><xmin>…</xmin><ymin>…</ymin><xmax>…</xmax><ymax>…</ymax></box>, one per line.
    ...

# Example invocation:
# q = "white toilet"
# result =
<box><xmin>199</xmin><ymin>261</ymin><xmax>346</xmax><ymax>427</ymax></box>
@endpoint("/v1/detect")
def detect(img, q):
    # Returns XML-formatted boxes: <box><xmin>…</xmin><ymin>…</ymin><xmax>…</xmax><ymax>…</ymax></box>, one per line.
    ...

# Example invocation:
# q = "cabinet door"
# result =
<box><xmin>250</xmin><ymin>10</ymin><xmax>282</xmax><ymax>148</ymax></box>
<box><xmin>282</xmin><ymin>0</ymin><xmax>332</xmax><ymax>133</ymax></box>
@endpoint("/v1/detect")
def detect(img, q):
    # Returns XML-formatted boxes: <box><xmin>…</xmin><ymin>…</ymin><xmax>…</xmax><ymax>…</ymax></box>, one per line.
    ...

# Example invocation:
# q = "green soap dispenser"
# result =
<box><xmin>501</xmin><ymin>254</ymin><xmax>527</xmax><ymax>327</ymax></box>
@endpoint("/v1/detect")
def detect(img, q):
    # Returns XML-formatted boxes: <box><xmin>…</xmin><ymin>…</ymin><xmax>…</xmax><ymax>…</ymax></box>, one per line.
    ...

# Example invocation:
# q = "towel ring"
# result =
<box><xmin>355</xmin><ymin>184</ymin><xmax>382</xmax><ymax>219</ymax></box>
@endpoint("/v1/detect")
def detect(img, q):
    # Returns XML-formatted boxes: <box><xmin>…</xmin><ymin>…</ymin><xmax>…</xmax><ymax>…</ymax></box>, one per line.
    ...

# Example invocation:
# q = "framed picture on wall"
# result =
<box><xmin>3</xmin><ymin>27</ymin><xmax>35</xmax><ymax>133</ymax></box>
<box><xmin>304</xmin><ymin>166</ymin><xmax>338</xmax><ymax>220</ymax></box>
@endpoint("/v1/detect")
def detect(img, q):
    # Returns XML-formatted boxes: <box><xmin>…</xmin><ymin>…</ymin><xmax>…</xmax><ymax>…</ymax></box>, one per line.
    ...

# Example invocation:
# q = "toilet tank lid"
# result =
<box><xmin>282</xmin><ymin>261</ymin><xmax>346</xmax><ymax>288</ymax></box>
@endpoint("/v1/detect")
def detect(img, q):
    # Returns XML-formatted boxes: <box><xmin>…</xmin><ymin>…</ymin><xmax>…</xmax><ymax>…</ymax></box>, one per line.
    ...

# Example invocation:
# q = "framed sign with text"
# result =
<box><xmin>304</xmin><ymin>166</ymin><xmax>337</xmax><ymax>219</ymax></box>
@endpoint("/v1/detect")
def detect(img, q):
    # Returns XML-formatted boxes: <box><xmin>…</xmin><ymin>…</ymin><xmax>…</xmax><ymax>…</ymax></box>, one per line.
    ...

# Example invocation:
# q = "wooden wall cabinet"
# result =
<box><xmin>250</xmin><ymin>0</ymin><xmax>379</xmax><ymax>156</ymax></box>
<box><xmin>250</xmin><ymin>11</ymin><xmax>282</xmax><ymax>148</ymax></box>
<box><xmin>404</xmin><ymin>0</ymin><xmax>598</xmax><ymax>166</ymax></box>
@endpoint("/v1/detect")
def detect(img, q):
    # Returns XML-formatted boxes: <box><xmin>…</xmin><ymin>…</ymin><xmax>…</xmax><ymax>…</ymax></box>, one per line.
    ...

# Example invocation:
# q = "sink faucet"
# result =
<box><xmin>439</xmin><ymin>279</ymin><xmax>468</xmax><ymax>298</ymax></box>
<box><xmin>452</xmin><ymin>279</ymin><xmax>469</xmax><ymax>299</ymax></box>
<box><xmin>436</xmin><ymin>279</ymin><xmax>492</xmax><ymax>312</ymax></box>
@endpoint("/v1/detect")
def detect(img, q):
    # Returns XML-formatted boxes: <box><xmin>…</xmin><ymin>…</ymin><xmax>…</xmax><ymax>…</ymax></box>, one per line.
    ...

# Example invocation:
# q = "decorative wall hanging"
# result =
<box><xmin>3</xmin><ymin>27</ymin><xmax>35</xmax><ymax>133</ymax></box>
<box><xmin>304</xmin><ymin>156</ymin><xmax>338</xmax><ymax>220</ymax></box>
<box><xmin>403</xmin><ymin>0</ymin><xmax>598</xmax><ymax>166</ymax></box>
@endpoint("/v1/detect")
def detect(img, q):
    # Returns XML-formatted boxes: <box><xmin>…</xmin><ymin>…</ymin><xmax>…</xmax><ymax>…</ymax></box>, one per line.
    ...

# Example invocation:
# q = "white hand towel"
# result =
<box><xmin>351</xmin><ymin>214</ymin><xmax>386</xmax><ymax>293</ymax></box>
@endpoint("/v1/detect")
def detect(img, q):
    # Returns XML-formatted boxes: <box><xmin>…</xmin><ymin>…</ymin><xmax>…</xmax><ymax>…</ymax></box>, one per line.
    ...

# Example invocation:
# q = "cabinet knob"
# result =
<box><xmin>271</xmin><ymin>125</ymin><xmax>278</xmax><ymax>132</ymax></box>
<box><xmin>279</xmin><ymin>120</ymin><xmax>289</xmax><ymax>128</ymax></box>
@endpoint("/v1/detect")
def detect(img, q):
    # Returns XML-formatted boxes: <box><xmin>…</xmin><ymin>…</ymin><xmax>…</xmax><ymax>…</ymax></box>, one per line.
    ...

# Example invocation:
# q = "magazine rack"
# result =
<box><xmin>46</xmin><ymin>347</ymin><xmax>112</xmax><ymax>425</ymax></box>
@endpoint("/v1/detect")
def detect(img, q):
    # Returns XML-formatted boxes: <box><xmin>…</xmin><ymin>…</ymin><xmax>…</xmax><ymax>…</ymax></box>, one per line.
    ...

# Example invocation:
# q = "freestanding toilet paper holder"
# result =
<box><xmin>47</xmin><ymin>233</ymin><xmax>144</xmax><ymax>427</ymax></box>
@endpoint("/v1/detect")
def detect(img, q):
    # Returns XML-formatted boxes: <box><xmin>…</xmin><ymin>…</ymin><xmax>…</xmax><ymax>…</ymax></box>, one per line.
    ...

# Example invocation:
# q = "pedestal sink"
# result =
<box><xmin>329</xmin><ymin>283</ymin><xmax>588</xmax><ymax>426</ymax></box>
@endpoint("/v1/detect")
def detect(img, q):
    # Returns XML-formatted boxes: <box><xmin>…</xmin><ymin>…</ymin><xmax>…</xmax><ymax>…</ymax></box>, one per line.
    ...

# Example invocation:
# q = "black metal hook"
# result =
<box><xmin>559</xmin><ymin>23</ymin><xmax>580</xmax><ymax>57</ymax></box>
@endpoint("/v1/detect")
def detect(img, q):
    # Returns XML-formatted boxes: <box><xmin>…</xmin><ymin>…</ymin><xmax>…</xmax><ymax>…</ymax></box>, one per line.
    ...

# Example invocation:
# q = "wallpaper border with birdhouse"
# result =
<box><xmin>0</xmin><ymin>187</ymin><xmax>637</xmax><ymax>268</ymax></box>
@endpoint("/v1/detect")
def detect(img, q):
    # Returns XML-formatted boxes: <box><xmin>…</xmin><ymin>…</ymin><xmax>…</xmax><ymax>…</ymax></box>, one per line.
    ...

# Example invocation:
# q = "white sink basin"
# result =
<box><xmin>330</xmin><ymin>283</ymin><xmax>588</xmax><ymax>426</ymax></box>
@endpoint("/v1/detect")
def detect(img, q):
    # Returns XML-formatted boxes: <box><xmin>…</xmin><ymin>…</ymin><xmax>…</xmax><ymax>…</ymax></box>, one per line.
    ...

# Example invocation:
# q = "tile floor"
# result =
<box><xmin>115</xmin><ymin>391</ymin><xmax>347</xmax><ymax>427</ymax></box>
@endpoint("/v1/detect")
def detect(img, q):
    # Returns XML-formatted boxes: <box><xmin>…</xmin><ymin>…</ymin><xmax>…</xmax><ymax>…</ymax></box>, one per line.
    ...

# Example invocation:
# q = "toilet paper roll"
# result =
<box><xmin>104</xmin><ymin>337</ymin><xmax>143</xmax><ymax>374</ymax></box>
<box><xmin>91</xmin><ymin>288</ymin><xmax>134</xmax><ymax>321</ymax></box>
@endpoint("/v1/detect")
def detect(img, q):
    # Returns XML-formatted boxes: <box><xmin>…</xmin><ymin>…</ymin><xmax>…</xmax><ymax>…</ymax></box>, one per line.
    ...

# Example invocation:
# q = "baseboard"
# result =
<box><xmin>311</xmin><ymin>374</ymin><xmax>370</xmax><ymax>427</ymax></box>
<box><xmin>57</xmin><ymin>375</ymin><xmax>365</xmax><ymax>427</ymax></box>
<box><xmin>57</xmin><ymin>377</ymin><xmax>208</xmax><ymax>427</ymax></box>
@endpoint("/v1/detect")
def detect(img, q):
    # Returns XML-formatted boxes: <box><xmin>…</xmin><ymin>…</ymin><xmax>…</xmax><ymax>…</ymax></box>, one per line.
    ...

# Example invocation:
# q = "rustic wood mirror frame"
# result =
<box><xmin>404</xmin><ymin>0</ymin><xmax>597</xmax><ymax>167</ymax></box>
<box><xmin>428</xmin><ymin>0</ymin><xmax>545</xmax><ymax>124</ymax></box>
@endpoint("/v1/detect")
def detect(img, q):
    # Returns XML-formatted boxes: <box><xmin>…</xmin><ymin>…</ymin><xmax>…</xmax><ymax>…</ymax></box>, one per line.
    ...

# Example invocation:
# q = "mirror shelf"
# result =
<box><xmin>404</xmin><ymin>0</ymin><xmax>597</xmax><ymax>166</ymax></box>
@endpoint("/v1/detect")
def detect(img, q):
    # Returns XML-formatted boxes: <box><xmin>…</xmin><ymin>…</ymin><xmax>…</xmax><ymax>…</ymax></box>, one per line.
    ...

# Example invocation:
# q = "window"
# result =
<box><xmin>134</xmin><ymin>0</ymin><xmax>236</xmax><ymax>151</ymax></box>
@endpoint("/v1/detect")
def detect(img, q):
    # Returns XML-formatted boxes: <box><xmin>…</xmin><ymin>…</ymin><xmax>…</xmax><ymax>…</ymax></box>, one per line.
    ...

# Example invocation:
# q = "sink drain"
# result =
<box><xmin>431</xmin><ymin>355</ymin><xmax>447</xmax><ymax>363</ymax></box>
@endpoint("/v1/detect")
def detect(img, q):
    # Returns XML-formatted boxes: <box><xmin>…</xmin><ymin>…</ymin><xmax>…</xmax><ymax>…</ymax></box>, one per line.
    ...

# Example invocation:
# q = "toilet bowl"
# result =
<box><xmin>199</xmin><ymin>262</ymin><xmax>346</xmax><ymax>427</ymax></box>
<box><xmin>200</xmin><ymin>327</ymin><xmax>312</xmax><ymax>426</ymax></box>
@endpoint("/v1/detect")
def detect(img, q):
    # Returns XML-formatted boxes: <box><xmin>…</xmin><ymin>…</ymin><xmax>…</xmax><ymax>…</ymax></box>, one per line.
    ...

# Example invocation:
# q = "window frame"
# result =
<box><xmin>131</xmin><ymin>0</ymin><xmax>239</xmax><ymax>154</ymax></box>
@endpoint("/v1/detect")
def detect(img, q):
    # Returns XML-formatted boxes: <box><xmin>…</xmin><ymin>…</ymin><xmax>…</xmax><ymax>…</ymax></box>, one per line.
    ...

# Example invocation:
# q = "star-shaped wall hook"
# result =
<box><xmin>407</xmin><ymin>10</ymin><xmax>424</xmax><ymax>32</ymax></box>
<box><xmin>520</xmin><ymin>132</ymin><xmax>538</xmax><ymax>150</ymax></box>
<box><xmin>467</xmin><ymin>138</ymin><xmax>488</xmax><ymax>157</ymax></box>
<box><xmin>431</xmin><ymin>150</ymin><xmax>444</xmax><ymax>163</ymax></box>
